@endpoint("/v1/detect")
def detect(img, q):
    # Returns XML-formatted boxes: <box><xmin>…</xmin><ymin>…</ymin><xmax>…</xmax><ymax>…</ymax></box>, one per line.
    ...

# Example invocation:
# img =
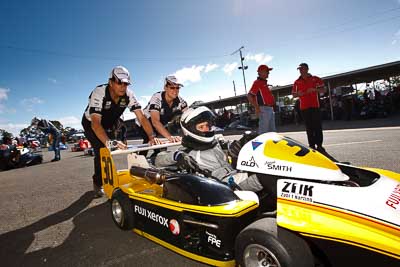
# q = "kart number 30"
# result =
<box><xmin>102</xmin><ymin>156</ymin><xmax>114</xmax><ymax>186</ymax></box>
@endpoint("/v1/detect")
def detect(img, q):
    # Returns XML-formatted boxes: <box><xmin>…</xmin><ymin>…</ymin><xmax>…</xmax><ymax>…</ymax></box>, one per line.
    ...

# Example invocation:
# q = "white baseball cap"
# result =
<box><xmin>109</xmin><ymin>66</ymin><xmax>131</xmax><ymax>84</ymax></box>
<box><xmin>165</xmin><ymin>75</ymin><xmax>183</xmax><ymax>87</ymax></box>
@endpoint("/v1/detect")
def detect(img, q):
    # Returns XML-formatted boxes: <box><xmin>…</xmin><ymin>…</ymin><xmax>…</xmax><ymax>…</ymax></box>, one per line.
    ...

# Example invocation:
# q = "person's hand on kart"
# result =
<box><xmin>167</xmin><ymin>136</ymin><xmax>181</xmax><ymax>143</ymax></box>
<box><xmin>174</xmin><ymin>151</ymin><xmax>199</xmax><ymax>173</ymax></box>
<box><xmin>107</xmin><ymin>140</ymin><xmax>127</xmax><ymax>151</ymax></box>
<box><xmin>149</xmin><ymin>136</ymin><xmax>162</xmax><ymax>145</ymax></box>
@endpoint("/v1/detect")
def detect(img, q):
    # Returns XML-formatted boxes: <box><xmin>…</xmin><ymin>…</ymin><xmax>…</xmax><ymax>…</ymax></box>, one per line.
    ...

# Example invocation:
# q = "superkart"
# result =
<box><xmin>0</xmin><ymin>145</ymin><xmax>43</xmax><ymax>171</ymax></box>
<box><xmin>100</xmin><ymin>133</ymin><xmax>400</xmax><ymax>267</ymax></box>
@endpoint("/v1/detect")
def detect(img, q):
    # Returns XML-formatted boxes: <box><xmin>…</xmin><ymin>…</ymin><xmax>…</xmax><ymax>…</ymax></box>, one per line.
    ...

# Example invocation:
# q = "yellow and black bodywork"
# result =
<box><xmin>237</xmin><ymin>132</ymin><xmax>400</xmax><ymax>264</ymax></box>
<box><xmin>277</xmin><ymin>167</ymin><xmax>400</xmax><ymax>261</ymax></box>
<box><xmin>100</xmin><ymin>147</ymin><xmax>258</xmax><ymax>267</ymax></box>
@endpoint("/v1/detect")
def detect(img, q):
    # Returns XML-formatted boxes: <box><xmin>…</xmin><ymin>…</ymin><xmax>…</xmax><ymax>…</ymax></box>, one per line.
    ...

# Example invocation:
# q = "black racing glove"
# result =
<box><xmin>174</xmin><ymin>151</ymin><xmax>199</xmax><ymax>173</ymax></box>
<box><xmin>229</xmin><ymin>131</ymin><xmax>258</xmax><ymax>158</ymax></box>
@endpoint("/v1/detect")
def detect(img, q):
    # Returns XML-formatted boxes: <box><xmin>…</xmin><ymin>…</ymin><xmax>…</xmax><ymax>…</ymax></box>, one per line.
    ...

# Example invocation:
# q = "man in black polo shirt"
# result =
<box><xmin>137</xmin><ymin>75</ymin><xmax>188</xmax><ymax>143</ymax></box>
<box><xmin>82</xmin><ymin>66</ymin><xmax>157</xmax><ymax>197</ymax></box>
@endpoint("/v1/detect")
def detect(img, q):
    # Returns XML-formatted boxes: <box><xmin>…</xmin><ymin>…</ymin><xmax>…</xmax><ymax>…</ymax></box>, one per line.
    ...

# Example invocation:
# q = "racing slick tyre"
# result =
<box><xmin>110</xmin><ymin>189</ymin><xmax>135</xmax><ymax>230</ymax></box>
<box><xmin>235</xmin><ymin>218</ymin><xmax>314</xmax><ymax>267</ymax></box>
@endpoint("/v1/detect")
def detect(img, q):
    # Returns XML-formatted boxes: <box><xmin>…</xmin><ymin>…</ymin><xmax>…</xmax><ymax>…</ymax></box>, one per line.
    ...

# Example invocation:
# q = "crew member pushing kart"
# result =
<box><xmin>155</xmin><ymin>106</ymin><xmax>264</xmax><ymax>193</ymax></box>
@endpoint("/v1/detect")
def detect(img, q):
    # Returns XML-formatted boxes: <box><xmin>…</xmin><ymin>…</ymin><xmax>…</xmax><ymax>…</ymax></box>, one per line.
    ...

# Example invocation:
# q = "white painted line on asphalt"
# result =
<box><xmin>324</xmin><ymin>140</ymin><xmax>383</xmax><ymax>147</ymax></box>
<box><xmin>281</xmin><ymin>126</ymin><xmax>400</xmax><ymax>135</ymax></box>
<box><xmin>324</xmin><ymin>126</ymin><xmax>400</xmax><ymax>133</ymax></box>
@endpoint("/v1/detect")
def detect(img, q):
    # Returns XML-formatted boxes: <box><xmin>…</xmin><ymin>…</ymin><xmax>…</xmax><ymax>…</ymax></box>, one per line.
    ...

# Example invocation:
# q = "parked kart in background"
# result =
<box><xmin>26</xmin><ymin>137</ymin><xmax>42</xmax><ymax>151</ymax></box>
<box><xmin>83</xmin><ymin>147</ymin><xmax>94</xmax><ymax>156</ymax></box>
<box><xmin>71</xmin><ymin>139</ymin><xmax>91</xmax><ymax>152</ymax></box>
<box><xmin>48</xmin><ymin>142</ymin><xmax>68</xmax><ymax>151</ymax></box>
<box><xmin>0</xmin><ymin>145</ymin><xmax>43</xmax><ymax>171</ymax></box>
<box><xmin>101</xmin><ymin>133</ymin><xmax>400</xmax><ymax>267</ymax></box>
<box><xmin>224</xmin><ymin>120</ymin><xmax>252</xmax><ymax>131</ymax></box>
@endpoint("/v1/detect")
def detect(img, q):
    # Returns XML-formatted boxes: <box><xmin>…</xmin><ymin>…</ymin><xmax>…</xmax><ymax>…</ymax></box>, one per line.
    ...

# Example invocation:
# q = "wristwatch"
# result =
<box><xmin>106</xmin><ymin>139</ymin><xmax>118</xmax><ymax>148</ymax></box>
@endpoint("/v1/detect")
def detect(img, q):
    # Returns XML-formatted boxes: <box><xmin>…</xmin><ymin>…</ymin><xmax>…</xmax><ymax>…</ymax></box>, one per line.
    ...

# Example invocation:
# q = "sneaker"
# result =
<box><xmin>51</xmin><ymin>158</ymin><xmax>60</xmax><ymax>162</ymax></box>
<box><xmin>93</xmin><ymin>183</ymin><xmax>105</xmax><ymax>198</ymax></box>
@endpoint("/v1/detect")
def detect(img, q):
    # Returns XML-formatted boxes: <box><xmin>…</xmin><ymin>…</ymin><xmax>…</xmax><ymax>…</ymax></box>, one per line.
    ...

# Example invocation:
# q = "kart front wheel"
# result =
<box><xmin>235</xmin><ymin>218</ymin><xmax>314</xmax><ymax>267</ymax></box>
<box><xmin>110</xmin><ymin>189</ymin><xmax>135</xmax><ymax>230</ymax></box>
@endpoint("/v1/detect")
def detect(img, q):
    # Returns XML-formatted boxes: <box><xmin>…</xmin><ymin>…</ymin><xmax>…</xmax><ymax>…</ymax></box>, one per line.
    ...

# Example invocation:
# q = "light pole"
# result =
<box><xmin>231</xmin><ymin>46</ymin><xmax>248</xmax><ymax>94</ymax></box>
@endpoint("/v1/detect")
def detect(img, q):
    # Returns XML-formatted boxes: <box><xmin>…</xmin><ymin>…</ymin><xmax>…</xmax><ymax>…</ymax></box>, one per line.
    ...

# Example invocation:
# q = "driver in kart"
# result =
<box><xmin>155</xmin><ymin>106</ymin><xmax>264</xmax><ymax>192</ymax></box>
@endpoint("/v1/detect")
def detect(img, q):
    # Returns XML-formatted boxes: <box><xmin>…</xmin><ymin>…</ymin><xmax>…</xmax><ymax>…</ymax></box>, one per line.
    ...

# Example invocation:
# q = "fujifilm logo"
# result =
<box><xmin>134</xmin><ymin>205</ymin><xmax>168</xmax><ymax>227</ymax></box>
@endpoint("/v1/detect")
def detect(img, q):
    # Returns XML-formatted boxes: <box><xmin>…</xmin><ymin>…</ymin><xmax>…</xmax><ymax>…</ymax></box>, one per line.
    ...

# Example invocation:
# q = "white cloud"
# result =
<box><xmin>58</xmin><ymin>116</ymin><xmax>81</xmax><ymax>129</ymax></box>
<box><xmin>392</xmin><ymin>29</ymin><xmax>400</xmax><ymax>45</ymax></box>
<box><xmin>173</xmin><ymin>65</ymin><xmax>205</xmax><ymax>85</ymax></box>
<box><xmin>0</xmin><ymin>105</ymin><xmax>16</xmax><ymax>114</ymax></box>
<box><xmin>185</xmin><ymin>86</ymin><xmax>238</xmax><ymax>107</ymax></box>
<box><xmin>0</xmin><ymin>88</ymin><xmax>15</xmax><ymax>114</ymax></box>
<box><xmin>48</xmin><ymin>78</ymin><xmax>57</xmax><ymax>84</ymax></box>
<box><xmin>0</xmin><ymin>88</ymin><xmax>10</xmax><ymax>101</ymax></box>
<box><xmin>120</xmin><ymin>95</ymin><xmax>152</xmax><ymax>121</ymax></box>
<box><xmin>392</xmin><ymin>28</ymin><xmax>400</xmax><ymax>45</ymax></box>
<box><xmin>138</xmin><ymin>95</ymin><xmax>151</xmax><ymax>108</ymax></box>
<box><xmin>223</xmin><ymin>63</ymin><xmax>238</xmax><ymax>76</ymax></box>
<box><xmin>245</xmin><ymin>53</ymin><xmax>273</xmax><ymax>65</ymax></box>
<box><xmin>204</xmin><ymin>63</ymin><xmax>219</xmax><ymax>73</ymax></box>
<box><xmin>0</xmin><ymin>123</ymin><xmax>29</xmax><ymax>136</ymax></box>
<box><xmin>20</xmin><ymin>97</ymin><xmax>44</xmax><ymax>112</ymax></box>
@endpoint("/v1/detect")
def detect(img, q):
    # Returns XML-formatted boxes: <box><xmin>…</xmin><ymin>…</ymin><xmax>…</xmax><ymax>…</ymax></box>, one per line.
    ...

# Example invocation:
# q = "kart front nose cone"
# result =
<box><xmin>244</xmin><ymin>244</ymin><xmax>281</xmax><ymax>267</ymax></box>
<box><xmin>112</xmin><ymin>199</ymin><xmax>124</xmax><ymax>225</ymax></box>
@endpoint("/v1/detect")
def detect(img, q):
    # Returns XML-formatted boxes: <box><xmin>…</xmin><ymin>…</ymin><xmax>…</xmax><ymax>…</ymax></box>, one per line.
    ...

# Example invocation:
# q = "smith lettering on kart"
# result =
<box><xmin>134</xmin><ymin>205</ymin><xmax>169</xmax><ymax>227</ymax></box>
<box><xmin>386</xmin><ymin>183</ymin><xmax>400</xmax><ymax>210</ymax></box>
<box><xmin>280</xmin><ymin>181</ymin><xmax>314</xmax><ymax>203</ymax></box>
<box><xmin>265</xmin><ymin>160</ymin><xmax>292</xmax><ymax>172</ymax></box>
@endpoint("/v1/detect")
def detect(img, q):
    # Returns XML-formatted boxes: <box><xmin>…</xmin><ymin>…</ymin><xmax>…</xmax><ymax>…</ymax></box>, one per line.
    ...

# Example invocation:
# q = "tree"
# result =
<box><xmin>390</xmin><ymin>76</ymin><xmax>400</xmax><ymax>88</ymax></box>
<box><xmin>50</xmin><ymin>120</ymin><xmax>63</xmax><ymax>131</ymax></box>
<box><xmin>0</xmin><ymin>129</ymin><xmax>13</xmax><ymax>142</ymax></box>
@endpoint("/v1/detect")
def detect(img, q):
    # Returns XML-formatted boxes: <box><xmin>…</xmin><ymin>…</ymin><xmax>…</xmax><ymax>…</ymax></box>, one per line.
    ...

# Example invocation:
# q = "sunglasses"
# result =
<box><xmin>168</xmin><ymin>86</ymin><xmax>180</xmax><ymax>90</ymax></box>
<box><xmin>115</xmin><ymin>79</ymin><xmax>129</xmax><ymax>86</ymax></box>
<box><xmin>113</xmin><ymin>76</ymin><xmax>129</xmax><ymax>85</ymax></box>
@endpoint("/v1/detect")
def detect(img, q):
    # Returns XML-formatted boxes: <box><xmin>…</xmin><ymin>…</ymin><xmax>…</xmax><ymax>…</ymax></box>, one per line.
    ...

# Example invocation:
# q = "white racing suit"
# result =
<box><xmin>155</xmin><ymin>142</ymin><xmax>263</xmax><ymax>192</ymax></box>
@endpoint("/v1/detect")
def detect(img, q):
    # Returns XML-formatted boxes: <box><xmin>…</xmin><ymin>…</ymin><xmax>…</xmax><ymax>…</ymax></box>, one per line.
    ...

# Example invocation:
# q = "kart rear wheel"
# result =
<box><xmin>111</xmin><ymin>189</ymin><xmax>135</xmax><ymax>230</ymax></box>
<box><xmin>235</xmin><ymin>218</ymin><xmax>313</xmax><ymax>267</ymax></box>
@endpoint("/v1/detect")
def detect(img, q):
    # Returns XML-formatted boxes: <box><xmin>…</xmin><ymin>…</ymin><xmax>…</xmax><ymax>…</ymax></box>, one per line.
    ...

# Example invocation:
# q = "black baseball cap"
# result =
<box><xmin>297</xmin><ymin>63</ymin><xmax>309</xmax><ymax>69</ymax></box>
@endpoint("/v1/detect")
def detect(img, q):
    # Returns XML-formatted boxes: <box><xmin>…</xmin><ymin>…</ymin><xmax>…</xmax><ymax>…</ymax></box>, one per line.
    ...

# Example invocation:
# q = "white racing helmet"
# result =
<box><xmin>180</xmin><ymin>106</ymin><xmax>216</xmax><ymax>144</ymax></box>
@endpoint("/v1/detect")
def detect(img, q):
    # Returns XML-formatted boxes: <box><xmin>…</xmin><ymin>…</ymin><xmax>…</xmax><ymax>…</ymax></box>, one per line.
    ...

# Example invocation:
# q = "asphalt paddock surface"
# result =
<box><xmin>1</xmin><ymin>122</ymin><xmax>400</xmax><ymax>266</ymax></box>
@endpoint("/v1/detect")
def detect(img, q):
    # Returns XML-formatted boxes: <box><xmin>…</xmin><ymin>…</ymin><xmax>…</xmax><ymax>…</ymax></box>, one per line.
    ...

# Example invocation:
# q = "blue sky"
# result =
<box><xmin>1</xmin><ymin>0</ymin><xmax>400</xmax><ymax>134</ymax></box>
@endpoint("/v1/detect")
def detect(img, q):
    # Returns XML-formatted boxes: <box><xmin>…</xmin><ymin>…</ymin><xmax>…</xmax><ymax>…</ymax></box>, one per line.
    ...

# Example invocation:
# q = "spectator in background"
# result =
<box><xmin>31</xmin><ymin>117</ymin><xmax>61</xmax><ymax>162</ymax></box>
<box><xmin>248</xmin><ymin>64</ymin><xmax>276</xmax><ymax>133</ymax></box>
<box><xmin>292</xmin><ymin>63</ymin><xmax>326</xmax><ymax>152</ymax></box>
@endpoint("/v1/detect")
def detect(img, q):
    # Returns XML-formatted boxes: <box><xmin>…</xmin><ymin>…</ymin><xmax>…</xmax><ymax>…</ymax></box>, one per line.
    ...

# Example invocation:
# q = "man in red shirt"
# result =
<box><xmin>248</xmin><ymin>64</ymin><xmax>276</xmax><ymax>133</ymax></box>
<box><xmin>292</xmin><ymin>63</ymin><xmax>326</xmax><ymax>151</ymax></box>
